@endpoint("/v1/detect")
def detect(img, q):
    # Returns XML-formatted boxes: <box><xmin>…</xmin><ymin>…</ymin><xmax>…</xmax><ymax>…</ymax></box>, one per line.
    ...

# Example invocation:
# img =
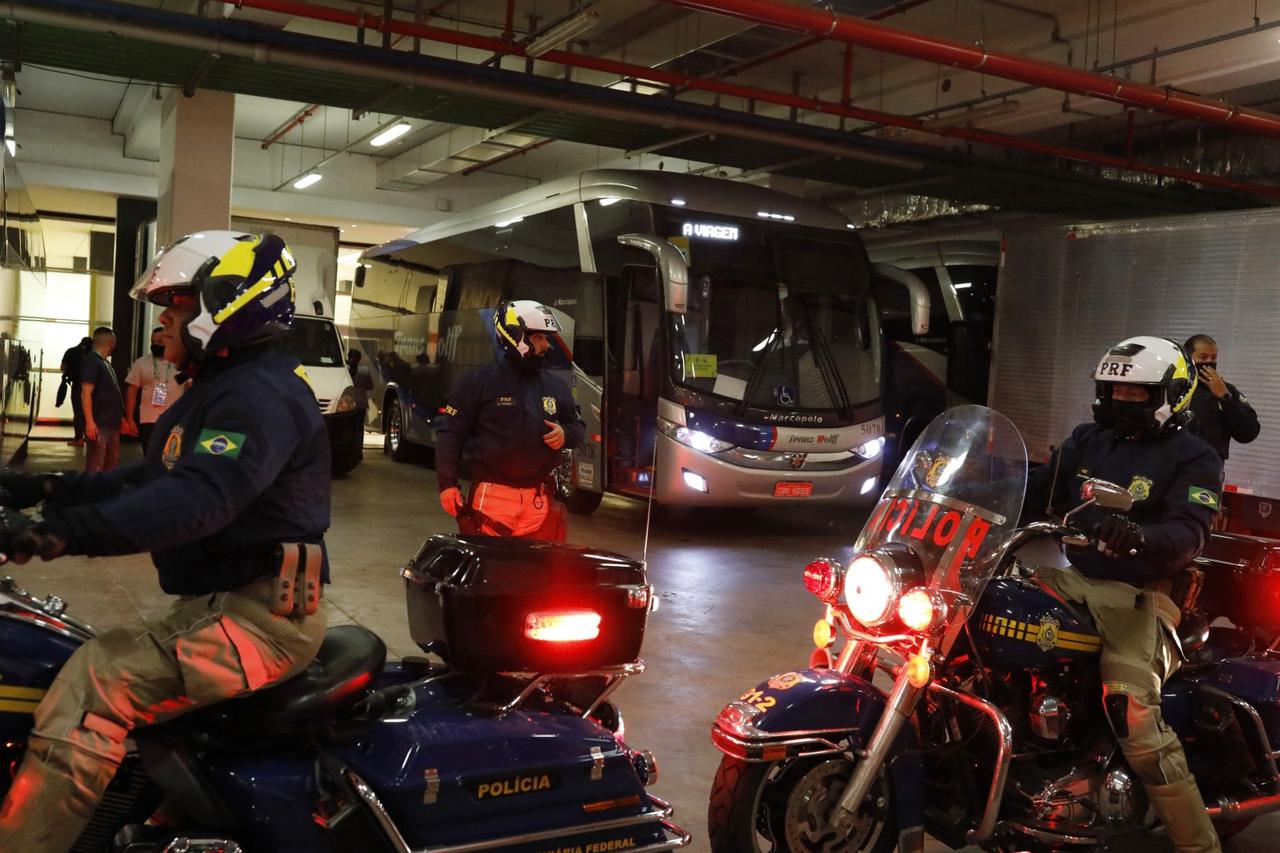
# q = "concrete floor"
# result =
<box><xmin>10</xmin><ymin>436</ymin><xmax>1279</xmax><ymax>851</ymax></box>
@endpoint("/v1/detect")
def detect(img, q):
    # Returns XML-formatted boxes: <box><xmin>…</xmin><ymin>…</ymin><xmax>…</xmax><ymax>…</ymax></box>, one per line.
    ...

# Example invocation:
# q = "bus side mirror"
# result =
<box><xmin>872</xmin><ymin>263</ymin><xmax>930</xmax><ymax>336</ymax></box>
<box><xmin>354</xmin><ymin>265</ymin><xmax>367</xmax><ymax>289</ymax></box>
<box><xmin>617</xmin><ymin>233</ymin><xmax>688</xmax><ymax>315</ymax></box>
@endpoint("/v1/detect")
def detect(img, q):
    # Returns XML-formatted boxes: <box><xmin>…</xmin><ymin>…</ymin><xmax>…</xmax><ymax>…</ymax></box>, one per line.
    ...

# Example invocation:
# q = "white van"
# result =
<box><xmin>279</xmin><ymin>314</ymin><xmax>364</xmax><ymax>475</ymax></box>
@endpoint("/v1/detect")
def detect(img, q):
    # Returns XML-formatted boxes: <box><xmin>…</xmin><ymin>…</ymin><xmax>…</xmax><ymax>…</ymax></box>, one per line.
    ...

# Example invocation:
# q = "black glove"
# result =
<box><xmin>1095</xmin><ymin>514</ymin><xmax>1146</xmax><ymax>558</ymax></box>
<box><xmin>0</xmin><ymin>471</ymin><xmax>53</xmax><ymax>509</ymax></box>
<box><xmin>0</xmin><ymin>508</ymin><xmax>68</xmax><ymax>564</ymax></box>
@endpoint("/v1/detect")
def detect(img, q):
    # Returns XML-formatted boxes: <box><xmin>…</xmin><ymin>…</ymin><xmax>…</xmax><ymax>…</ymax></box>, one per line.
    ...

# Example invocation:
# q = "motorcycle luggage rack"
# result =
<box><xmin>498</xmin><ymin>661</ymin><xmax>645</xmax><ymax>717</ymax></box>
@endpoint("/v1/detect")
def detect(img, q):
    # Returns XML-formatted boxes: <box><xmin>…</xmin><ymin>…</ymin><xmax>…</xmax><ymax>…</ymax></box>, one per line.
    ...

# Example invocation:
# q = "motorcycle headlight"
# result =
<box><xmin>842</xmin><ymin>545</ymin><xmax>925</xmax><ymax>628</ymax></box>
<box><xmin>657</xmin><ymin>416</ymin><xmax>735</xmax><ymax>454</ymax></box>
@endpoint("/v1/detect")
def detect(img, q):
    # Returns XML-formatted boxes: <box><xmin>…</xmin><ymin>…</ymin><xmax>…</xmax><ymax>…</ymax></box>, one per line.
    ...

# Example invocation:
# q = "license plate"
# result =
<box><xmin>774</xmin><ymin>481</ymin><xmax>813</xmax><ymax>497</ymax></box>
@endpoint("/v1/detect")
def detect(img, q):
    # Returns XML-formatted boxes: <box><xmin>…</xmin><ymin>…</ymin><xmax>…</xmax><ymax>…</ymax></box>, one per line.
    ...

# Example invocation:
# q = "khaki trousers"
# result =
<box><xmin>0</xmin><ymin>578</ymin><xmax>326</xmax><ymax>853</ymax></box>
<box><xmin>1039</xmin><ymin>566</ymin><xmax>1221</xmax><ymax>853</ymax></box>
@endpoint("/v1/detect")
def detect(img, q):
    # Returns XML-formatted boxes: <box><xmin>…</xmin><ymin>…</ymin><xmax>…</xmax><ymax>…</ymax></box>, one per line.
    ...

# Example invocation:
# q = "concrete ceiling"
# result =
<box><xmin>5</xmin><ymin>0</ymin><xmax>1280</xmax><ymax>235</ymax></box>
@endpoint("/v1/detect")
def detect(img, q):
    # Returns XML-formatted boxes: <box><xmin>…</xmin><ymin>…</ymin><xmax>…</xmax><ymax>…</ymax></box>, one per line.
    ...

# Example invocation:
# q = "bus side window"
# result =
<box><xmin>620</xmin><ymin>266</ymin><xmax>660</xmax><ymax>403</ymax></box>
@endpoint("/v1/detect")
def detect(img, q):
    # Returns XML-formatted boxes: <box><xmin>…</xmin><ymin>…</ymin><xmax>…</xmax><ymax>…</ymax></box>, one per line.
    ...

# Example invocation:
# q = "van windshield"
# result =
<box><xmin>281</xmin><ymin>317</ymin><xmax>344</xmax><ymax>367</ymax></box>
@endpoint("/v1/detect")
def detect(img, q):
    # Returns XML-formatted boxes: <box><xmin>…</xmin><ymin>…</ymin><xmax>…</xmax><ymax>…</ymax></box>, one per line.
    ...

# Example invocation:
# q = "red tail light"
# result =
<box><xmin>803</xmin><ymin>558</ymin><xmax>842</xmax><ymax>603</ymax></box>
<box><xmin>525</xmin><ymin>610</ymin><xmax>601</xmax><ymax>642</ymax></box>
<box><xmin>1264</xmin><ymin>550</ymin><xmax>1280</xmax><ymax>572</ymax></box>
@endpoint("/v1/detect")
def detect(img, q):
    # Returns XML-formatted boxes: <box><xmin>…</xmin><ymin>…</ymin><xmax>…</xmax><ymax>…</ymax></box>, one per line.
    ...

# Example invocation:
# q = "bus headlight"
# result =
<box><xmin>856</xmin><ymin>437</ymin><xmax>886</xmax><ymax>459</ymax></box>
<box><xmin>657</xmin><ymin>417</ymin><xmax>734</xmax><ymax>454</ymax></box>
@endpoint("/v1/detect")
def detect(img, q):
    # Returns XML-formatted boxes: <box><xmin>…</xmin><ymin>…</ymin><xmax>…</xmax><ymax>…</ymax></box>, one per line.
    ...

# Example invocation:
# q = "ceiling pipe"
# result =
<box><xmin>201</xmin><ymin>0</ymin><xmax>1280</xmax><ymax>199</ymax></box>
<box><xmin>10</xmin><ymin>1</ymin><xmax>926</xmax><ymax>172</ymax></box>
<box><xmin>653</xmin><ymin>0</ymin><xmax>1280</xmax><ymax>139</ymax></box>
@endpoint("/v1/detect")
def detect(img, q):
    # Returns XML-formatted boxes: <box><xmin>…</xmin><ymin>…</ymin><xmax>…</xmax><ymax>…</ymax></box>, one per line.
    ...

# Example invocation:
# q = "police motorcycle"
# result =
<box><xmin>0</xmin><ymin>533</ymin><xmax>690</xmax><ymax>852</ymax></box>
<box><xmin>708</xmin><ymin>404</ymin><xmax>1280</xmax><ymax>851</ymax></box>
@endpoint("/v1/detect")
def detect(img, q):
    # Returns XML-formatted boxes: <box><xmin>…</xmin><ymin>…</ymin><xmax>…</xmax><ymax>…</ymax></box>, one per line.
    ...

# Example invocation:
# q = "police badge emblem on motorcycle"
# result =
<box><xmin>1037</xmin><ymin>616</ymin><xmax>1060</xmax><ymax>651</ymax></box>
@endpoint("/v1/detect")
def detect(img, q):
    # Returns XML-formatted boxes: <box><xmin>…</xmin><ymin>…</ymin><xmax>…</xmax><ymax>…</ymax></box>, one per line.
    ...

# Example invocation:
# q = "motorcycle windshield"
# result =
<box><xmin>856</xmin><ymin>405</ymin><xmax>1027</xmax><ymax>602</ymax></box>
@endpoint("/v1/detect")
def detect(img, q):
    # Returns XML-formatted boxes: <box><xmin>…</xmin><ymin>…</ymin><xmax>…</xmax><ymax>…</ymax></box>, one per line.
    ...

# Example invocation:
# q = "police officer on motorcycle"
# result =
<box><xmin>0</xmin><ymin>231</ymin><xmax>330</xmax><ymax>853</ymax></box>
<box><xmin>437</xmin><ymin>299</ymin><xmax>584</xmax><ymax>540</ymax></box>
<box><xmin>1026</xmin><ymin>335</ymin><xmax>1224</xmax><ymax>852</ymax></box>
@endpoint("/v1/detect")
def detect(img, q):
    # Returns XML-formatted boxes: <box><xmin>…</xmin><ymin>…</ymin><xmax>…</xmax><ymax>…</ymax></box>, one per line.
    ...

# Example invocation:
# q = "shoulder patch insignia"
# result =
<box><xmin>196</xmin><ymin>429</ymin><xmax>246</xmax><ymax>458</ymax></box>
<box><xmin>444</xmin><ymin>404</ymin><xmax>459</xmax><ymax>417</ymax></box>
<box><xmin>1127</xmin><ymin>475</ymin><xmax>1153</xmax><ymax>501</ymax></box>
<box><xmin>1188</xmin><ymin>486</ymin><xmax>1220</xmax><ymax>511</ymax></box>
<box><xmin>542</xmin><ymin>396</ymin><xmax>557</xmax><ymax>416</ymax></box>
<box><xmin>161</xmin><ymin>426</ymin><xmax>184</xmax><ymax>470</ymax></box>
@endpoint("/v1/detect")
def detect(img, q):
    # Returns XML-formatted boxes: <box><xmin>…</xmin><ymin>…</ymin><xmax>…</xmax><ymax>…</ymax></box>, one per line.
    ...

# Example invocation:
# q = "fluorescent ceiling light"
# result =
<box><xmin>293</xmin><ymin>172</ymin><xmax>322</xmax><ymax>190</ymax></box>
<box><xmin>525</xmin><ymin>10</ymin><xmax>598</xmax><ymax>57</ymax></box>
<box><xmin>370</xmin><ymin>122</ymin><xmax>412</xmax><ymax>147</ymax></box>
<box><xmin>846</xmin><ymin>223</ymin><xmax>856</xmax><ymax>229</ymax></box>
<box><xmin>953</xmin><ymin>282</ymin><xmax>973</xmax><ymax>289</ymax></box>
<box><xmin>670</xmin><ymin>198</ymin><xmax>687</xmax><ymax>206</ymax></box>
<box><xmin>756</xmin><ymin>210</ymin><xmax>795</xmax><ymax>221</ymax></box>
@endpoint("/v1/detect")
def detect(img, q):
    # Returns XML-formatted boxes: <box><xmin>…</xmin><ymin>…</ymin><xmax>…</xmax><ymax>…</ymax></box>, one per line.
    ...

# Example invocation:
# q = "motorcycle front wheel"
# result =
<box><xmin>708</xmin><ymin>755</ymin><xmax>898</xmax><ymax>853</ymax></box>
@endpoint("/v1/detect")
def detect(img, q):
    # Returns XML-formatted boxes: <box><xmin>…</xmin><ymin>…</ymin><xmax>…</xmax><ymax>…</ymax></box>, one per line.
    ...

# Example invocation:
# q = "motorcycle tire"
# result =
<box><xmin>708</xmin><ymin>755</ymin><xmax>898</xmax><ymax>853</ymax></box>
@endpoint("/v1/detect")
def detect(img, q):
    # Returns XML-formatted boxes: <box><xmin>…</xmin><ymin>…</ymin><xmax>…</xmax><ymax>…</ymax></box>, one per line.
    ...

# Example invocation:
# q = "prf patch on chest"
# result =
<box><xmin>196</xmin><ymin>429</ymin><xmax>246</xmax><ymax>458</ymax></box>
<box><xmin>161</xmin><ymin>426</ymin><xmax>184</xmax><ymax>470</ymax></box>
<box><xmin>1127</xmin><ymin>475</ymin><xmax>1154</xmax><ymax>501</ymax></box>
<box><xmin>496</xmin><ymin>395</ymin><xmax>515</xmax><ymax>407</ymax></box>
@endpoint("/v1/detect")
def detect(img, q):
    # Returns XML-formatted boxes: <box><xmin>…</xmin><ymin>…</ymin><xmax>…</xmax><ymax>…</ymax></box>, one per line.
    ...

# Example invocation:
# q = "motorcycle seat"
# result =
<box><xmin>182</xmin><ymin>625</ymin><xmax>387</xmax><ymax>742</ymax></box>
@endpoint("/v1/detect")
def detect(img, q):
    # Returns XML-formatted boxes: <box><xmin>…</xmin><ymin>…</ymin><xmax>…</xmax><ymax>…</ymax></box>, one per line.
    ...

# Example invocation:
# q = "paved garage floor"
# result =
<box><xmin>9</xmin><ymin>438</ymin><xmax>1277</xmax><ymax>851</ymax></box>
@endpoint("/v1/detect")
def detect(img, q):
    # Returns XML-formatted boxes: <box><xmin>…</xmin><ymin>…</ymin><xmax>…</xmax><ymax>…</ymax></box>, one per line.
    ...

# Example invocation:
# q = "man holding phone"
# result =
<box><xmin>1184</xmin><ymin>333</ymin><xmax>1260</xmax><ymax>462</ymax></box>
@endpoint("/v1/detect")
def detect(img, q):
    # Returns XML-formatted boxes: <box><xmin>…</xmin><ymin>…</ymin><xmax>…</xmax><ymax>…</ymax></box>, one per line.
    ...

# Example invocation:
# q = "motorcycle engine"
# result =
<box><xmin>1009</xmin><ymin>761</ymin><xmax>1147</xmax><ymax>831</ymax></box>
<box><xmin>1027</xmin><ymin>690</ymin><xmax>1087</xmax><ymax>745</ymax></box>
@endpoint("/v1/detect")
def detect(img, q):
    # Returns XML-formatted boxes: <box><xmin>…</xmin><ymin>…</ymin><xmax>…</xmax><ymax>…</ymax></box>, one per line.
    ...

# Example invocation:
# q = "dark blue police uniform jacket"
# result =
<box><xmin>1025</xmin><ymin>422</ymin><xmax>1223</xmax><ymax>585</ymax></box>
<box><xmin>45</xmin><ymin>345</ymin><xmax>331</xmax><ymax>595</ymax></box>
<box><xmin>436</xmin><ymin>357</ymin><xmax>585</xmax><ymax>493</ymax></box>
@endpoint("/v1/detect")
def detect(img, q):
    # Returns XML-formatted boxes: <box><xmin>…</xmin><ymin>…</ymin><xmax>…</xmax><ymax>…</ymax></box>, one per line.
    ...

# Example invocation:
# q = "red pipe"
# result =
<box><xmin>654</xmin><ymin>0</ymin><xmax>1280</xmax><ymax>139</ymax></box>
<box><xmin>261</xmin><ymin>104</ymin><xmax>317</xmax><ymax>148</ymax></box>
<box><xmin>212</xmin><ymin>0</ymin><xmax>1280</xmax><ymax>198</ymax></box>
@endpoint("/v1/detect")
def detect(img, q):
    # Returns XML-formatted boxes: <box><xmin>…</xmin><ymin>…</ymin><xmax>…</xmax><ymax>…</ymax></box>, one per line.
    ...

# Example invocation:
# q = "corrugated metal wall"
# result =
<box><xmin>991</xmin><ymin>208</ymin><xmax>1280</xmax><ymax>497</ymax></box>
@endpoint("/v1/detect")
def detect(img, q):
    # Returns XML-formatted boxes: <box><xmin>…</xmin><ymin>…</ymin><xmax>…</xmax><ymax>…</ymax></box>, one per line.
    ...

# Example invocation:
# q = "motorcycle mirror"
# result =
<box><xmin>1080</xmin><ymin>478</ymin><xmax>1134</xmax><ymax>512</ymax></box>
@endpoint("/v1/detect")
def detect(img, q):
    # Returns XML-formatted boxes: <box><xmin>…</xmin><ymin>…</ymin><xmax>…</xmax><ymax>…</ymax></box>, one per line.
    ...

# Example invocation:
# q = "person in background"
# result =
<box><xmin>1183</xmin><ymin>333</ymin><xmax>1260</xmax><ymax>463</ymax></box>
<box><xmin>80</xmin><ymin>326</ymin><xmax>124</xmax><ymax>473</ymax></box>
<box><xmin>346</xmin><ymin>349</ymin><xmax>363</xmax><ymax>384</ymax></box>
<box><xmin>437</xmin><ymin>300</ymin><xmax>583</xmax><ymax>540</ymax></box>
<box><xmin>59</xmin><ymin>336</ymin><xmax>92</xmax><ymax>447</ymax></box>
<box><xmin>123</xmin><ymin>326</ymin><xmax>185</xmax><ymax>452</ymax></box>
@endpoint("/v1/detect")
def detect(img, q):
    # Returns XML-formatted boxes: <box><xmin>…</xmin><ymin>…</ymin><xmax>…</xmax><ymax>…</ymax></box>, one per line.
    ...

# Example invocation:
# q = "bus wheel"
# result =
<box><xmin>561</xmin><ymin>487</ymin><xmax>604</xmax><ymax>515</ymax></box>
<box><xmin>383</xmin><ymin>399</ymin><xmax>419</xmax><ymax>463</ymax></box>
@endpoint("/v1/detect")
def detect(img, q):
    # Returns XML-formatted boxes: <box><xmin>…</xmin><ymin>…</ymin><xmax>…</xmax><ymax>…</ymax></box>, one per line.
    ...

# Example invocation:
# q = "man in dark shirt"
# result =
<box><xmin>437</xmin><ymin>300</ymin><xmax>584</xmax><ymax>539</ymax></box>
<box><xmin>0</xmin><ymin>230</ymin><xmax>328</xmax><ymax>852</ymax></box>
<box><xmin>59</xmin><ymin>337</ymin><xmax>91</xmax><ymax>446</ymax></box>
<box><xmin>80</xmin><ymin>326</ymin><xmax>124</xmax><ymax>473</ymax></box>
<box><xmin>1184</xmin><ymin>333</ymin><xmax>1259</xmax><ymax>462</ymax></box>
<box><xmin>1026</xmin><ymin>336</ymin><xmax>1222</xmax><ymax>852</ymax></box>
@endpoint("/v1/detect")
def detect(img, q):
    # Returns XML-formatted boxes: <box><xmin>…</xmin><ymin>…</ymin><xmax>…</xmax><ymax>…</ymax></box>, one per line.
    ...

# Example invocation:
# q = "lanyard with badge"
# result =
<box><xmin>151</xmin><ymin>355</ymin><xmax>174</xmax><ymax>407</ymax></box>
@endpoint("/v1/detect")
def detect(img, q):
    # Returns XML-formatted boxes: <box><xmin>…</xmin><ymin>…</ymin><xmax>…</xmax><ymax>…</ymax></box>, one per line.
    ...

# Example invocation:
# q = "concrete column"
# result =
<box><xmin>156</xmin><ymin>88</ymin><xmax>234</xmax><ymax>247</ymax></box>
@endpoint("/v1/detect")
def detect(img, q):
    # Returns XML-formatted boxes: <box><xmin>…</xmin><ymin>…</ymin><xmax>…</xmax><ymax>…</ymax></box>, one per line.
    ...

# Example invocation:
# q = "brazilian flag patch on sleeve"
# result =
<box><xmin>196</xmin><ymin>429</ymin><xmax>247</xmax><ymax>458</ymax></box>
<box><xmin>1188</xmin><ymin>486</ymin><xmax>1220</xmax><ymax>510</ymax></box>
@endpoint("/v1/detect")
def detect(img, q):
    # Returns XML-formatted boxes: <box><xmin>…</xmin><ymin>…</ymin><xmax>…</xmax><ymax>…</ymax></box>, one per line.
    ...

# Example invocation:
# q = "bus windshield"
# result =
<box><xmin>656</xmin><ymin>212</ymin><xmax>878</xmax><ymax>414</ymax></box>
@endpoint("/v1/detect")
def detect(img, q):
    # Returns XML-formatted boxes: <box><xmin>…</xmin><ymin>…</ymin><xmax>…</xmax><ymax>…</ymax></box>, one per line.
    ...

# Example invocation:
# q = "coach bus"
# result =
<box><xmin>360</xmin><ymin>170</ymin><xmax>931</xmax><ymax>513</ymax></box>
